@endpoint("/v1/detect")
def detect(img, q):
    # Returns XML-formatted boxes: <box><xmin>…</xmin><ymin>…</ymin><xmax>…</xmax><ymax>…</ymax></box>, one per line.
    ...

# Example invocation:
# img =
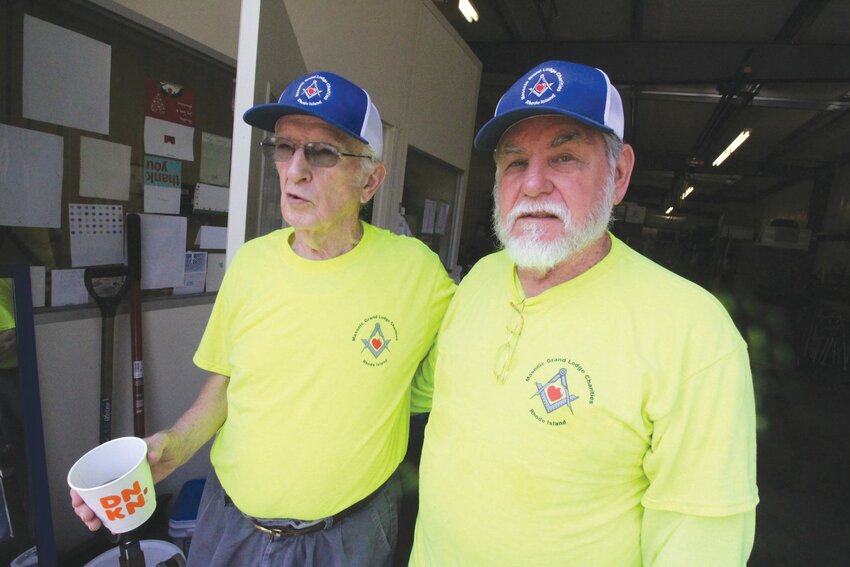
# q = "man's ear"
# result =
<box><xmin>360</xmin><ymin>162</ymin><xmax>386</xmax><ymax>204</ymax></box>
<box><xmin>612</xmin><ymin>144</ymin><xmax>635</xmax><ymax>205</ymax></box>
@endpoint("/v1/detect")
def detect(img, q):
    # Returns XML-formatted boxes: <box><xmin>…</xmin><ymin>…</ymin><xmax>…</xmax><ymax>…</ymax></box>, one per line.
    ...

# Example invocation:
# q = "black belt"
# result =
<box><xmin>226</xmin><ymin>476</ymin><xmax>389</xmax><ymax>538</ymax></box>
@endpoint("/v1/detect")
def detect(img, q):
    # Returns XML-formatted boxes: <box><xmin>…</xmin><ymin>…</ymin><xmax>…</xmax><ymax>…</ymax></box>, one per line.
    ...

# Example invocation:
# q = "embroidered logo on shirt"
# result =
<box><xmin>524</xmin><ymin>357</ymin><xmax>595</xmax><ymax>426</ymax></box>
<box><xmin>351</xmin><ymin>315</ymin><xmax>399</xmax><ymax>367</ymax></box>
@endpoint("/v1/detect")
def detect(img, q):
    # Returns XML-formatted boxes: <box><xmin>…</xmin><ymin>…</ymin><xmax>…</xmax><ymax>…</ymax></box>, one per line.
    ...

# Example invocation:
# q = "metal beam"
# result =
<box><xmin>635</xmin><ymin>151</ymin><xmax>820</xmax><ymax>179</ymax></box>
<box><xmin>774</xmin><ymin>0</ymin><xmax>832</xmax><ymax>43</ymax></box>
<box><xmin>492</xmin><ymin>0</ymin><xmax>548</xmax><ymax>41</ymax></box>
<box><xmin>468</xmin><ymin>41</ymin><xmax>850</xmax><ymax>83</ymax></box>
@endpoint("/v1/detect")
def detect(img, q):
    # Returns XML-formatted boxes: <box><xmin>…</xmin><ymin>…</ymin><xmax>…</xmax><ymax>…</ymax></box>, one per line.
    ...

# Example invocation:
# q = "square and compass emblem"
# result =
<box><xmin>531</xmin><ymin>368</ymin><xmax>578</xmax><ymax>414</ymax></box>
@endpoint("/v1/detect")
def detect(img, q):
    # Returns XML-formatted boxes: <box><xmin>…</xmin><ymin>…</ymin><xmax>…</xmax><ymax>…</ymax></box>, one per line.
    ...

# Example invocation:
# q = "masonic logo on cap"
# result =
<box><xmin>520</xmin><ymin>67</ymin><xmax>564</xmax><ymax>106</ymax></box>
<box><xmin>295</xmin><ymin>74</ymin><xmax>332</xmax><ymax>107</ymax></box>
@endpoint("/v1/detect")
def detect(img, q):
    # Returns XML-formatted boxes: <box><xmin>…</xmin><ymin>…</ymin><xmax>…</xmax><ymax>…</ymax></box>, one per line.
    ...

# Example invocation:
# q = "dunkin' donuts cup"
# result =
<box><xmin>67</xmin><ymin>436</ymin><xmax>156</xmax><ymax>533</ymax></box>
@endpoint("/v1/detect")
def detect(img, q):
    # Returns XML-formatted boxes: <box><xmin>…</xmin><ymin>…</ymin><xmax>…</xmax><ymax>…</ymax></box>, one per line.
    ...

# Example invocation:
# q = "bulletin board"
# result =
<box><xmin>0</xmin><ymin>0</ymin><xmax>235</xmax><ymax>305</ymax></box>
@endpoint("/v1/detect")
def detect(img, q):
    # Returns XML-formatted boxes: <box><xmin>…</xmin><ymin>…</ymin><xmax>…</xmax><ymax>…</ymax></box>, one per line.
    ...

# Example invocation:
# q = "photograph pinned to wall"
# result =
<box><xmin>172</xmin><ymin>251</ymin><xmax>208</xmax><ymax>295</ymax></box>
<box><xmin>143</xmin><ymin>155</ymin><xmax>182</xmax><ymax>214</ymax></box>
<box><xmin>80</xmin><ymin>137</ymin><xmax>131</xmax><ymax>201</ymax></box>
<box><xmin>22</xmin><ymin>15</ymin><xmax>111</xmax><ymax>134</ymax></box>
<box><xmin>200</xmin><ymin>132</ymin><xmax>232</xmax><ymax>186</ymax></box>
<box><xmin>69</xmin><ymin>204</ymin><xmax>125</xmax><ymax>267</ymax></box>
<box><xmin>0</xmin><ymin>124</ymin><xmax>63</xmax><ymax>228</ymax></box>
<box><xmin>144</xmin><ymin>78</ymin><xmax>195</xmax><ymax>127</ymax></box>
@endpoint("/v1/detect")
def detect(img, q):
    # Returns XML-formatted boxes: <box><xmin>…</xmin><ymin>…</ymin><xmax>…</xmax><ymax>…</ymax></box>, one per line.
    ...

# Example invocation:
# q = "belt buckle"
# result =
<box><xmin>253</xmin><ymin>520</ymin><xmax>325</xmax><ymax>538</ymax></box>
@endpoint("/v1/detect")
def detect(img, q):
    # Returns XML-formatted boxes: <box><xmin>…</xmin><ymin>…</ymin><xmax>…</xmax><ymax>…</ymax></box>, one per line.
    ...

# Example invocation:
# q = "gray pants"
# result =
<box><xmin>187</xmin><ymin>469</ymin><xmax>401</xmax><ymax>567</ymax></box>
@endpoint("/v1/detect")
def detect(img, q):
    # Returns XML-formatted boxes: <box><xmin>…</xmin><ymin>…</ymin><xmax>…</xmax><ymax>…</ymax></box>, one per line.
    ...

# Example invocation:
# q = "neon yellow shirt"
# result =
<box><xmin>195</xmin><ymin>222</ymin><xmax>454</xmax><ymax>519</ymax></box>
<box><xmin>0</xmin><ymin>278</ymin><xmax>17</xmax><ymax>369</ymax></box>
<box><xmin>410</xmin><ymin>235</ymin><xmax>758</xmax><ymax>566</ymax></box>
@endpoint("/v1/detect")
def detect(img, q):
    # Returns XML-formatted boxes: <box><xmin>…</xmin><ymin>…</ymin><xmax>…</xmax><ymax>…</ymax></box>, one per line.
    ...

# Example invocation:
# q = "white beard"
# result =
<box><xmin>493</xmin><ymin>175</ymin><xmax>616</xmax><ymax>275</ymax></box>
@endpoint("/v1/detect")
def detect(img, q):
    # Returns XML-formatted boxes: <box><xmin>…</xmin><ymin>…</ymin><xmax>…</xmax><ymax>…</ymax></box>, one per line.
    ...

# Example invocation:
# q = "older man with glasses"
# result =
<box><xmin>409</xmin><ymin>60</ymin><xmax>758</xmax><ymax>566</ymax></box>
<box><xmin>71</xmin><ymin>71</ymin><xmax>454</xmax><ymax>566</ymax></box>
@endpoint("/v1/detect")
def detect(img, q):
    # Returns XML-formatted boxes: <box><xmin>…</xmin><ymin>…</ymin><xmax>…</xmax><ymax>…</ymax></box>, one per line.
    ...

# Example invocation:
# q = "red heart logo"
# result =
<box><xmin>546</xmin><ymin>384</ymin><xmax>564</xmax><ymax>402</ymax></box>
<box><xmin>371</xmin><ymin>338</ymin><xmax>383</xmax><ymax>350</ymax></box>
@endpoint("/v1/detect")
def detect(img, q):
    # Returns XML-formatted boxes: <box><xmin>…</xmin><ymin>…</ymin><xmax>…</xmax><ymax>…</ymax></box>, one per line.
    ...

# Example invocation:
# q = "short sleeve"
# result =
<box><xmin>642</xmin><ymin>345</ymin><xmax>759</xmax><ymax>516</ymax></box>
<box><xmin>193</xmin><ymin>261</ymin><xmax>239</xmax><ymax>377</ymax></box>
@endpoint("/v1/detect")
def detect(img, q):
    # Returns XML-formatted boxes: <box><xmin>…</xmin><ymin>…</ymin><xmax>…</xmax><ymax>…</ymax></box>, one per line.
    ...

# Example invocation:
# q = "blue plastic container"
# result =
<box><xmin>168</xmin><ymin>477</ymin><xmax>206</xmax><ymax>556</ymax></box>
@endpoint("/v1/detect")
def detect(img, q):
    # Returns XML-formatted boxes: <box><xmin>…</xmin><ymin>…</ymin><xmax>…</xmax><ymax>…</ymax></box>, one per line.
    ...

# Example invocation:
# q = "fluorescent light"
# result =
<box><xmin>665</xmin><ymin>206</ymin><xmax>674</xmax><ymax>214</ymax></box>
<box><xmin>712</xmin><ymin>129</ymin><xmax>752</xmax><ymax>167</ymax></box>
<box><xmin>681</xmin><ymin>186</ymin><xmax>694</xmax><ymax>200</ymax></box>
<box><xmin>459</xmin><ymin>0</ymin><xmax>479</xmax><ymax>22</ymax></box>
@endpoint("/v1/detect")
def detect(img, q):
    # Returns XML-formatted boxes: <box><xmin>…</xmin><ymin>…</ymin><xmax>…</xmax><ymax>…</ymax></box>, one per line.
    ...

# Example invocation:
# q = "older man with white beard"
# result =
<box><xmin>408</xmin><ymin>60</ymin><xmax>758</xmax><ymax>567</ymax></box>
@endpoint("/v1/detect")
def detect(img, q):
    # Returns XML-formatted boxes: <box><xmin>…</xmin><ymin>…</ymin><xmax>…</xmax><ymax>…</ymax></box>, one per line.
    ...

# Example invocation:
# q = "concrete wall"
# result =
<box><xmin>88</xmin><ymin>0</ymin><xmax>241</xmax><ymax>64</ymax></box>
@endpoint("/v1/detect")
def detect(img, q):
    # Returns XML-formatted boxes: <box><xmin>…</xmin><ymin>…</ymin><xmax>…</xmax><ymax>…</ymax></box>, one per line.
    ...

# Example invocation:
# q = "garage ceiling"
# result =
<box><xmin>433</xmin><ymin>0</ymin><xmax>850</xmax><ymax>223</ymax></box>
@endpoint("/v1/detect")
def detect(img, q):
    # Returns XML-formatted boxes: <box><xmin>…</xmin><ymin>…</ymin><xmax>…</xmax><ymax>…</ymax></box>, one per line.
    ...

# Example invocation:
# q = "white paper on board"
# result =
<box><xmin>137</xmin><ymin>214</ymin><xmax>187</xmax><ymax>290</ymax></box>
<box><xmin>435</xmin><ymin>202</ymin><xmax>451</xmax><ymax>236</ymax></box>
<box><xmin>30</xmin><ymin>266</ymin><xmax>46</xmax><ymax>308</ymax></box>
<box><xmin>23</xmin><ymin>15</ymin><xmax>111</xmax><ymax>134</ymax></box>
<box><xmin>205</xmin><ymin>253</ymin><xmax>226</xmax><ymax>292</ymax></box>
<box><xmin>50</xmin><ymin>269</ymin><xmax>89</xmax><ymax>307</ymax></box>
<box><xmin>193</xmin><ymin>183</ymin><xmax>229</xmax><ymax>213</ymax></box>
<box><xmin>144</xmin><ymin>117</ymin><xmax>195</xmax><ymax>161</ymax></box>
<box><xmin>195</xmin><ymin>226</ymin><xmax>227</xmax><ymax>250</ymax></box>
<box><xmin>69</xmin><ymin>204</ymin><xmax>125</xmax><ymax>267</ymax></box>
<box><xmin>143</xmin><ymin>185</ymin><xmax>181</xmax><ymax>214</ymax></box>
<box><xmin>80</xmin><ymin>137</ymin><xmax>131</xmax><ymax>200</ymax></box>
<box><xmin>421</xmin><ymin>199</ymin><xmax>437</xmax><ymax>235</ymax></box>
<box><xmin>200</xmin><ymin>133</ymin><xmax>232</xmax><ymax>186</ymax></box>
<box><xmin>0</xmin><ymin>124</ymin><xmax>63</xmax><ymax>229</ymax></box>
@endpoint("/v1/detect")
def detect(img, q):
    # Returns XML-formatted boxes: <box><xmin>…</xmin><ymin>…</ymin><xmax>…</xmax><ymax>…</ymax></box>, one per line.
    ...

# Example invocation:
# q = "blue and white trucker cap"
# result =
<box><xmin>243</xmin><ymin>71</ymin><xmax>383</xmax><ymax>158</ymax></box>
<box><xmin>474</xmin><ymin>60</ymin><xmax>624</xmax><ymax>150</ymax></box>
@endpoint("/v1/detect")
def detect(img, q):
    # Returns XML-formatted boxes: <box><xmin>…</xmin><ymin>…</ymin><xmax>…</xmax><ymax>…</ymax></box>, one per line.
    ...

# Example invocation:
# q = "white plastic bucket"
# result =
<box><xmin>84</xmin><ymin>539</ymin><xmax>185</xmax><ymax>567</ymax></box>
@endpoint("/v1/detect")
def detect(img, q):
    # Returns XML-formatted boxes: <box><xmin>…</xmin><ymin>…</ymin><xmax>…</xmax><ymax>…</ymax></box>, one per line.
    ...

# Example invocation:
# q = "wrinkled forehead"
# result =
<box><xmin>274</xmin><ymin>114</ymin><xmax>351</xmax><ymax>145</ymax></box>
<box><xmin>497</xmin><ymin>114</ymin><xmax>600</xmax><ymax>154</ymax></box>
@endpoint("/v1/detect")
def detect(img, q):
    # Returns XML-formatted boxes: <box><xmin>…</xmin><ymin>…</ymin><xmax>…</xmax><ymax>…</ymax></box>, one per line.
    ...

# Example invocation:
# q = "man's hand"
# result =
<box><xmin>68</xmin><ymin>429</ymin><xmax>185</xmax><ymax>532</ymax></box>
<box><xmin>70</xmin><ymin>487</ymin><xmax>103</xmax><ymax>532</ymax></box>
<box><xmin>146</xmin><ymin>429</ymin><xmax>191</xmax><ymax>483</ymax></box>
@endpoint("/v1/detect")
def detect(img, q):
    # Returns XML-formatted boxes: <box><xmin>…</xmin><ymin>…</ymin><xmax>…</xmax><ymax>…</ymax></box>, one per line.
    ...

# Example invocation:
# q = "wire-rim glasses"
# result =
<box><xmin>494</xmin><ymin>300</ymin><xmax>525</xmax><ymax>384</ymax></box>
<box><xmin>260</xmin><ymin>136</ymin><xmax>371</xmax><ymax>168</ymax></box>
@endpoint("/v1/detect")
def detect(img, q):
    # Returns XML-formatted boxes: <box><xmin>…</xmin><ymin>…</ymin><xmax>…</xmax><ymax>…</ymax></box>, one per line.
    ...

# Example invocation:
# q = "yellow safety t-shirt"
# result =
<box><xmin>0</xmin><ymin>278</ymin><xmax>17</xmax><ymax>369</ymax></box>
<box><xmin>410</xmin><ymin>235</ymin><xmax>758</xmax><ymax>566</ymax></box>
<box><xmin>195</xmin><ymin>222</ymin><xmax>454</xmax><ymax>519</ymax></box>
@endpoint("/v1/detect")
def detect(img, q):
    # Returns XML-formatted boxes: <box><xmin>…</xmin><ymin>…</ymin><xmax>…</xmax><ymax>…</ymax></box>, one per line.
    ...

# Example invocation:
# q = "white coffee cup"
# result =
<box><xmin>67</xmin><ymin>436</ymin><xmax>156</xmax><ymax>533</ymax></box>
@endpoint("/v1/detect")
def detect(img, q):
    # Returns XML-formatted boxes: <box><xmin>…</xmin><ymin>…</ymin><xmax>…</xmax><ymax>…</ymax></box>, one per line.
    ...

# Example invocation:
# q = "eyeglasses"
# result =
<box><xmin>494</xmin><ymin>300</ymin><xmax>525</xmax><ymax>384</ymax></box>
<box><xmin>260</xmin><ymin>137</ymin><xmax>371</xmax><ymax>168</ymax></box>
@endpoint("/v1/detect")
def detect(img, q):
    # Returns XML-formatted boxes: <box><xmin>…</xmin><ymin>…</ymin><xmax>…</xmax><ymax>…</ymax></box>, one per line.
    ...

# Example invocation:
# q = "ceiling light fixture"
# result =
<box><xmin>681</xmin><ymin>186</ymin><xmax>694</xmax><ymax>200</ymax></box>
<box><xmin>712</xmin><ymin>129</ymin><xmax>752</xmax><ymax>167</ymax></box>
<box><xmin>665</xmin><ymin>206</ymin><xmax>674</xmax><ymax>215</ymax></box>
<box><xmin>458</xmin><ymin>0</ymin><xmax>479</xmax><ymax>22</ymax></box>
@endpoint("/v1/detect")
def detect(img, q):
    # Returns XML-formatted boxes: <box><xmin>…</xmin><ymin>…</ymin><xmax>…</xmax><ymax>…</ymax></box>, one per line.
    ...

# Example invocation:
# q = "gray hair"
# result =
<box><xmin>355</xmin><ymin>140</ymin><xmax>382</xmax><ymax>177</ymax></box>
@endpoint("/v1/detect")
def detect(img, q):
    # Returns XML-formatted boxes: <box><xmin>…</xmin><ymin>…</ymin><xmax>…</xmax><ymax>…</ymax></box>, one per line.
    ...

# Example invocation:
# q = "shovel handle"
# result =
<box><xmin>83</xmin><ymin>265</ymin><xmax>132</xmax><ymax>318</ymax></box>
